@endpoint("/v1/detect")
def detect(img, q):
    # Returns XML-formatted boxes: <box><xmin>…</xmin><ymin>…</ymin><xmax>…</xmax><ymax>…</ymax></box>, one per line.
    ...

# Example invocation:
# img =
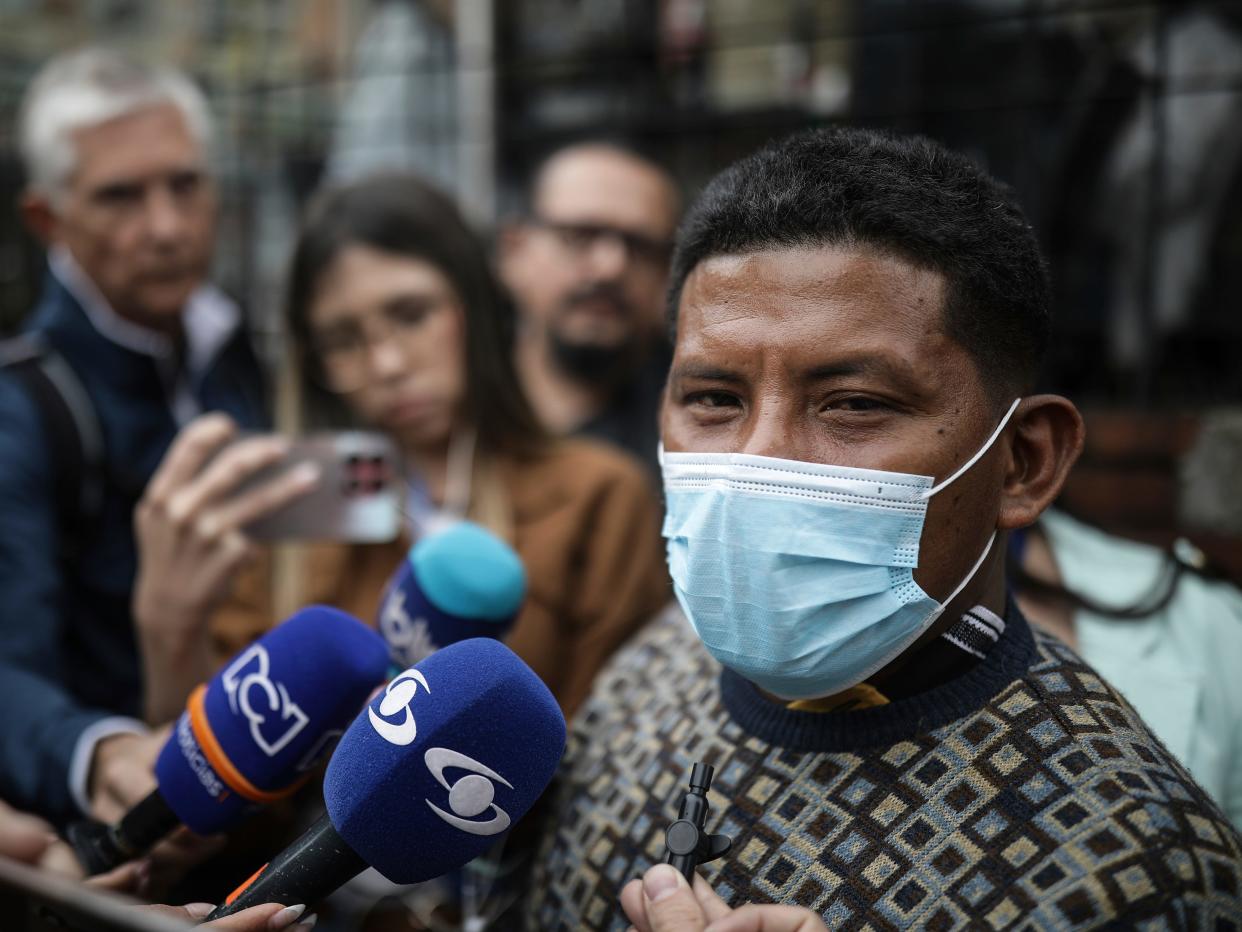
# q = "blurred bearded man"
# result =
<box><xmin>501</xmin><ymin>142</ymin><xmax>680</xmax><ymax>477</ymax></box>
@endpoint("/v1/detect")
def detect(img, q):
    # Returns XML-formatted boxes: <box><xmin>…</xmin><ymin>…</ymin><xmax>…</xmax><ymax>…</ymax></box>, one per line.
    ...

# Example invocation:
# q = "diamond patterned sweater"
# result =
<box><xmin>525</xmin><ymin>602</ymin><xmax>1242</xmax><ymax>929</ymax></box>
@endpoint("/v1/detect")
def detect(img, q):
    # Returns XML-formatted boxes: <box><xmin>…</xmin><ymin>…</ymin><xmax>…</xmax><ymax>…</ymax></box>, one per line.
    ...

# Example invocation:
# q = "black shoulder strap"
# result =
<box><xmin>0</xmin><ymin>335</ymin><xmax>106</xmax><ymax>561</ymax></box>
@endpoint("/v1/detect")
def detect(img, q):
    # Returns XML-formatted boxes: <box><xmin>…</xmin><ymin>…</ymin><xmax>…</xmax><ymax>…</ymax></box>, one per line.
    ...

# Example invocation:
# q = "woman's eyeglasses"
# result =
<box><xmin>309</xmin><ymin>296</ymin><xmax>448</xmax><ymax>393</ymax></box>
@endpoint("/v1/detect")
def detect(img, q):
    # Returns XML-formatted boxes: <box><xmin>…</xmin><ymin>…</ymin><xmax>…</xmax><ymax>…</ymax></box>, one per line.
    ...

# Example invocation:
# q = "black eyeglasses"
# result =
<box><xmin>530</xmin><ymin>217</ymin><xmax>673</xmax><ymax>268</ymax></box>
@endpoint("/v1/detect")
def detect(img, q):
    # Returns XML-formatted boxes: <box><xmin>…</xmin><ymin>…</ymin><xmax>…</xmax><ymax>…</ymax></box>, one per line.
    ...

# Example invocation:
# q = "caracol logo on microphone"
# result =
<box><xmin>424</xmin><ymin>747</ymin><xmax>513</xmax><ymax>836</ymax></box>
<box><xmin>222</xmin><ymin>644</ymin><xmax>310</xmax><ymax>757</ymax></box>
<box><xmin>368</xmin><ymin>669</ymin><xmax>430</xmax><ymax>746</ymax></box>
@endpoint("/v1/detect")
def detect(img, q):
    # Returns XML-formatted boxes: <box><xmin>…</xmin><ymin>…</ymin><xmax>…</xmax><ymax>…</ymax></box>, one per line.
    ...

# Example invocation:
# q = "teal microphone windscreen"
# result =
<box><xmin>377</xmin><ymin>520</ymin><xmax>527</xmax><ymax>668</ymax></box>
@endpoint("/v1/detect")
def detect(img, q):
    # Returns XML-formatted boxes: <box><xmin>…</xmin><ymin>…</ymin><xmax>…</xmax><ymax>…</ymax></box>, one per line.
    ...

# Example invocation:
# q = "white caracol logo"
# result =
<box><xmin>379</xmin><ymin>589</ymin><xmax>437</xmax><ymax>667</ymax></box>
<box><xmin>424</xmin><ymin>747</ymin><xmax>513</xmax><ymax>836</ymax></box>
<box><xmin>221</xmin><ymin>644</ymin><xmax>310</xmax><ymax>757</ymax></box>
<box><xmin>368</xmin><ymin>669</ymin><xmax>430</xmax><ymax>746</ymax></box>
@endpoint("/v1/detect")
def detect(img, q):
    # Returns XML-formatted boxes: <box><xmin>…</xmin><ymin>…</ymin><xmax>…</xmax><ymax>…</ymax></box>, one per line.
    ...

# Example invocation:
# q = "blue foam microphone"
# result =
<box><xmin>68</xmin><ymin>606</ymin><xmax>389</xmax><ymax>874</ymax></box>
<box><xmin>206</xmin><ymin>638</ymin><xmax>566</xmax><ymax>918</ymax></box>
<box><xmin>377</xmin><ymin>520</ymin><xmax>526</xmax><ymax>669</ymax></box>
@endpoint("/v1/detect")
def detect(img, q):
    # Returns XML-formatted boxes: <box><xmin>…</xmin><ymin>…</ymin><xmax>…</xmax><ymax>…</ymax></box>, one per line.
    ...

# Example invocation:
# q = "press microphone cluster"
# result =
<box><xmin>68</xmin><ymin>607</ymin><xmax>389</xmax><ymax>875</ymax></box>
<box><xmin>377</xmin><ymin>520</ymin><xmax>526</xmax><ymax>668</ymax></box>
<box><xmin>72</xmin><ymin>519</ymin><xmax>549</xmax><ymax>913</ymax></box>
<box><xmin>207</xmin><ymin>637</ymin><xmax>566</xmax><ymax>918</ymax></box>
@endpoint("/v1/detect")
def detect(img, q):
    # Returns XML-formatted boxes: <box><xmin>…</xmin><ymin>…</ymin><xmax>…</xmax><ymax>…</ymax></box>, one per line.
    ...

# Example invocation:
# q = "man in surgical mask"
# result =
<box><xmin>525</xmin><ymin>127</ymin><xmax>1242</xmax><ymax>930</ymax></box>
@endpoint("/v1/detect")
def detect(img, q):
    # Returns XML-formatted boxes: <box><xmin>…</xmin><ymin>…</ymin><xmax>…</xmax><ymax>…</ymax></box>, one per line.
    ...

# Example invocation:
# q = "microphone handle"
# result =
<box><xmin>66</xmin><ymin>789</ymin><xmax>180</xmax><ymax>875</ymax></box>
<box><xmin>116</xmin><ymin>787</ymin><xmax>182</xmax><ymax>855</ymax></box>
<box><xmin>206</xmin><ymin>812</ymin><xmax>368</xmax><ymax>920</ymax></box>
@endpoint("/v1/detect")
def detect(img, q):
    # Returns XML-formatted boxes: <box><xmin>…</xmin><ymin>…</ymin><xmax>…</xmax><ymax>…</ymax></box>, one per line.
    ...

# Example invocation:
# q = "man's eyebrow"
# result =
<box><xmin>804</xmin><ymin>355</ymin><xmax>923</xmax><ymax>387</ymax></box>
<box><xmin>670</xmin><ymin>363</ymin><xmax>746</xmax><ymax>384</ymax></box>
<box><xmin>91</xmin><ymin>178</ymin><xmax>144</xmax><ymax>196</ymax></box>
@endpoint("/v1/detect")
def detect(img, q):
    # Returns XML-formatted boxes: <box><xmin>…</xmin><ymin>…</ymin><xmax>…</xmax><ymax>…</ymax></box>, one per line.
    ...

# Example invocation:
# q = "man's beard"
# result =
<box><xmin>549</xmin><ymin>332</ymin><xmax>639</xmax><ymax>386</ymax></box>
<box><xmin>548</xmin><ymin>283</ymin><xmax>642</xmax><ymax>386</ymax></box>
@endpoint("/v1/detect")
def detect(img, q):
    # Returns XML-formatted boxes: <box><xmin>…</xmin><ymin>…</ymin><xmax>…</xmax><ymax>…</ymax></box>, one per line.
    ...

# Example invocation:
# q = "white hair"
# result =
<box><xmin>17</xmin><ymin>47</ymin><xmax>214</xmax><ymax>202</ymax></box>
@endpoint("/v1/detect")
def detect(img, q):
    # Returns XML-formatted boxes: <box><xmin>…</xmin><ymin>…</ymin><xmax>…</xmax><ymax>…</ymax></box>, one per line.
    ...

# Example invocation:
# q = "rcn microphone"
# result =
<box><xmin>69</xmin><ymin>606</ymin><xmax>388</xmax><ymax>875</ymax></box>
<box><xmin>377</xmin><ymin>520</ymin><xmax>526</xmax><ymax>668</ymax></box>
<box><xmin>206</xmin><ymin>637</ymin><xmax>566</xmax><ymax>919</ymax></box>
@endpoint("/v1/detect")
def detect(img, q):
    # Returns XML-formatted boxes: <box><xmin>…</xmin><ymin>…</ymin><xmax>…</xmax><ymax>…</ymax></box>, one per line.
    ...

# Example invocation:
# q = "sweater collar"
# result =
<box><xmin>719</xmin><ymin>598</ymin><xmax>1037</xmax><ymax>752</ymax></box>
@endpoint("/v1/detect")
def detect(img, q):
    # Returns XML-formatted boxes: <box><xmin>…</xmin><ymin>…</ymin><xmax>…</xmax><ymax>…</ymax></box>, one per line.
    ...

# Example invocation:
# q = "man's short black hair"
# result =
<box><xmin>668</xmin><ymin>126</ymin><xmax>1051</xmax><ymax>400</ymax></box>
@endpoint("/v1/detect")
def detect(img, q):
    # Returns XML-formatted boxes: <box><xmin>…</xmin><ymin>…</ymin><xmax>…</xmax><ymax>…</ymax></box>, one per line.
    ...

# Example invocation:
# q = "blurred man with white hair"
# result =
<box><xmin>0</xmin><ymin>48</ymin><xmax>269</xmax><ymax>829</ymax></box>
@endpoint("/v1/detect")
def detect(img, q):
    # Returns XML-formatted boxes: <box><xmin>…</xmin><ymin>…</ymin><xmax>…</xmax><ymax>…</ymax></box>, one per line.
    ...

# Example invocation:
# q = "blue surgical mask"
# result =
<box><xmin>659</xmin><ymin>399</ymin><xmax>1021</xmax><ymax>700</ymax></box>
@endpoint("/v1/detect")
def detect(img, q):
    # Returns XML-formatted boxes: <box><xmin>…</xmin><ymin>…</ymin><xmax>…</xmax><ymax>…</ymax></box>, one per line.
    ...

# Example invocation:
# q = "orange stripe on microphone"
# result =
<box><xmin>225</xmin><ymin>861</ymin><xmax>269</xmax><ymax>906</ymax></box>
<box><xmin>187</xmin><ymin>684</ymin><xmax>308</xmax><ymax>804</ymax></box>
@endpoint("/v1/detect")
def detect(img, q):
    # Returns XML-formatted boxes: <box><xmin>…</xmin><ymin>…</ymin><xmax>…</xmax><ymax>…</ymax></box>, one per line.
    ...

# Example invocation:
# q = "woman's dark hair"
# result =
<box><xmin>286</xmin><ymin>172</ymin><xmax>547</xmax><ymax>459</ymax></box>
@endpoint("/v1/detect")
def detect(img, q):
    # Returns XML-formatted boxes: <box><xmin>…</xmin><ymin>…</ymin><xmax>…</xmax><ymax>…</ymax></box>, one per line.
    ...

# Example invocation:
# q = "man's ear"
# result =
<box><xmin>19</xmin><ymin>189</ymin><xmax>59</xmax><ymax>246</ymax></box>
<box><xmin>997</xmin><ymin>394</ymin><xmax>1085</xmax><ymax>530</ymax></box>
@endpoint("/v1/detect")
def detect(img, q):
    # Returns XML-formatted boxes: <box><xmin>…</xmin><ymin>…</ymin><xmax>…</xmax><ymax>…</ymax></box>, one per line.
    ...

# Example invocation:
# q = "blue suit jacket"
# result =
<box><xmin>0</xmin><ymin>273</ymin><xmax>266</xmax><ymax>825</ymax></box>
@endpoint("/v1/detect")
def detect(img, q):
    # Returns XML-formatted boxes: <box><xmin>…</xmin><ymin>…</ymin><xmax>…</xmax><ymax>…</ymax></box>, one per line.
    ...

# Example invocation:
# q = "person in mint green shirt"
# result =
<box><xmin>1013</xmin><ymin>508</ymin><xmax>1242</xmax><ymax>829</ymax></box>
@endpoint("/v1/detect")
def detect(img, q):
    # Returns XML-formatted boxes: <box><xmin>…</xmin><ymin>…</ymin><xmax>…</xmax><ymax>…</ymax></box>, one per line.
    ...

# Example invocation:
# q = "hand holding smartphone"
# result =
<box><xmin>134</xmin><ymin>416</ymin><xmax>403</xmax><ymax>722</ymax></box>
<box><xmin>237</xmin><ymin>431</ymin><xmax>401</xmax><ymax>543</ymax></box>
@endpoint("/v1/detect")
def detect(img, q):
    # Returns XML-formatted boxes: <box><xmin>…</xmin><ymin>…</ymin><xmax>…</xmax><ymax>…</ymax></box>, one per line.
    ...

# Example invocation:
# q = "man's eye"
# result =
<box><xmin>825</xmin><ymin>396</ymin><xmax>888</xmax><ymax>413</ymax></box>
<box><xmin>169</xmin><ymin>171</ymin><xmax>203</xmax><ymax>197</ymax></box>
<box><xmin>689</xmin><ymin>391</ymin><xmax>740</xmax><ymax>409</ymax></box>
<box><xmin>95</xmin><ymin>184</ymin><xmax>143</xmax><ymax>206</ymax></box>
<box><xmin>556</xmin><ymin>227</ymin><xmax>596</xmax><ymax>251</ymax></box>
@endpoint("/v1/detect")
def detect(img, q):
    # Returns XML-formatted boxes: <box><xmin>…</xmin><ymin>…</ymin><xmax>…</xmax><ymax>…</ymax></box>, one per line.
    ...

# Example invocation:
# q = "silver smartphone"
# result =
<box><xmin>237</xmin><ymin>431</ymin><xmax>402</xmax><ymax>543</ymax></box>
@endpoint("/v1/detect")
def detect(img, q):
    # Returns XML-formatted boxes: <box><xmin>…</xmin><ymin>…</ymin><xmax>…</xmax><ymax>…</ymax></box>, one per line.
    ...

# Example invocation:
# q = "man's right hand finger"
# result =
<box><xmin>143</xmin><ymin>414</ymin><xmax>237</xmax><ymax>505</ymax></box>
<box><xmin>142</xmin><ymin>826</ymin><xmax>227</xmax><ymax>898</ymax></box>
<box><xmin>164</xmin><ymin>435</ymin><xmax>291</xmax><ymax>527</ymax></box>
<box><xmin>691</xmin><ymin>873</ymin><xmax>733</xmax><ymax>924</ymax></box>
<box><xmin>705</xmin><ymin>904</ymin><xmax>830</xmax><ymax>932</ymax></box>
<box><xmin>641</xmin><ymin>864</ymin><xmax>710</xmax><ymax>932</ymax></box>
<box><xmin>620</xmin><ymin>878</ymin><xmax>654</xmax><ymax>932</ymax></box>
<box><xmin>89</xmin><ymin>732</ymin><xmax>161</xmax><ymax>823</ymax></box>
<box><xmin>82</xmin><ymin>857</ymin><xmax>144</xmax><ymax>893</ymax></box>
<box><xmin>92</xmin><ymin>782</ymin><xmax>130</xmax><ymax>825</ymax></box>
<box><xmin>208</xmin><ymin>460</ymin><xmax>321</xmax><ymax>532</ymax></box>
<box><xmin>0</xmin><ymin>799</ymin><xmax>55</xmax><ymax>864</ymax></box>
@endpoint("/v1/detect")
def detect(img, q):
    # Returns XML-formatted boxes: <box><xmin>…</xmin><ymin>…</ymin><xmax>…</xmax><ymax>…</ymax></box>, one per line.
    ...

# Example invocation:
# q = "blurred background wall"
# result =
<box><xmin>1</xmin><ymin>0</ymin><xmax>1240</xmax><ymax>564</ymax></box>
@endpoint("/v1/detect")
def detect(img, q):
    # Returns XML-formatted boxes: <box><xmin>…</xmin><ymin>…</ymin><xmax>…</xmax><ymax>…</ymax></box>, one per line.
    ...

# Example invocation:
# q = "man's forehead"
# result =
<box><xmin>673</xmin><ymin>246</ymin><xmax>958</xmax><ymax>380</ymax></box>
<box><xmin>690</xmin><ymin>244</ymin><xmax>938</xmax><ymax>306</ymax></box>
<box><xmin>70</xmin><ymin>103</ymin><xmax>204</xmax><ymax>184</ymax></box>
<box><xmin>534</xmin><ymin>148</ymin><xmax>677</xmax><ymax>233</ymax></box>
<box><xmin>680</xmin><ymin>247</ymin><xmax>946</xmax><ymax>330</ymax></box>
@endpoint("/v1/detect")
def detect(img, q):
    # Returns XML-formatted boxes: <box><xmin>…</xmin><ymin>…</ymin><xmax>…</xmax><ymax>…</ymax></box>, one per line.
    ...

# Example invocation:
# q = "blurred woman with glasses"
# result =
<box><xmin>138</xmin><ymin>173</ymin><xmax>669</xmax><ymax>720</ymax></box>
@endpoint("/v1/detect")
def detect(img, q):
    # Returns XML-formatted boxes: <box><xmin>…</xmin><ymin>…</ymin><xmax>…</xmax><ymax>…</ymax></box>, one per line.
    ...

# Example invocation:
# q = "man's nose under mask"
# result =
<box><xmin>659</xmin><ymin>398</ymin><xmax>1021</xmax><ymax>700</ymax></box>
